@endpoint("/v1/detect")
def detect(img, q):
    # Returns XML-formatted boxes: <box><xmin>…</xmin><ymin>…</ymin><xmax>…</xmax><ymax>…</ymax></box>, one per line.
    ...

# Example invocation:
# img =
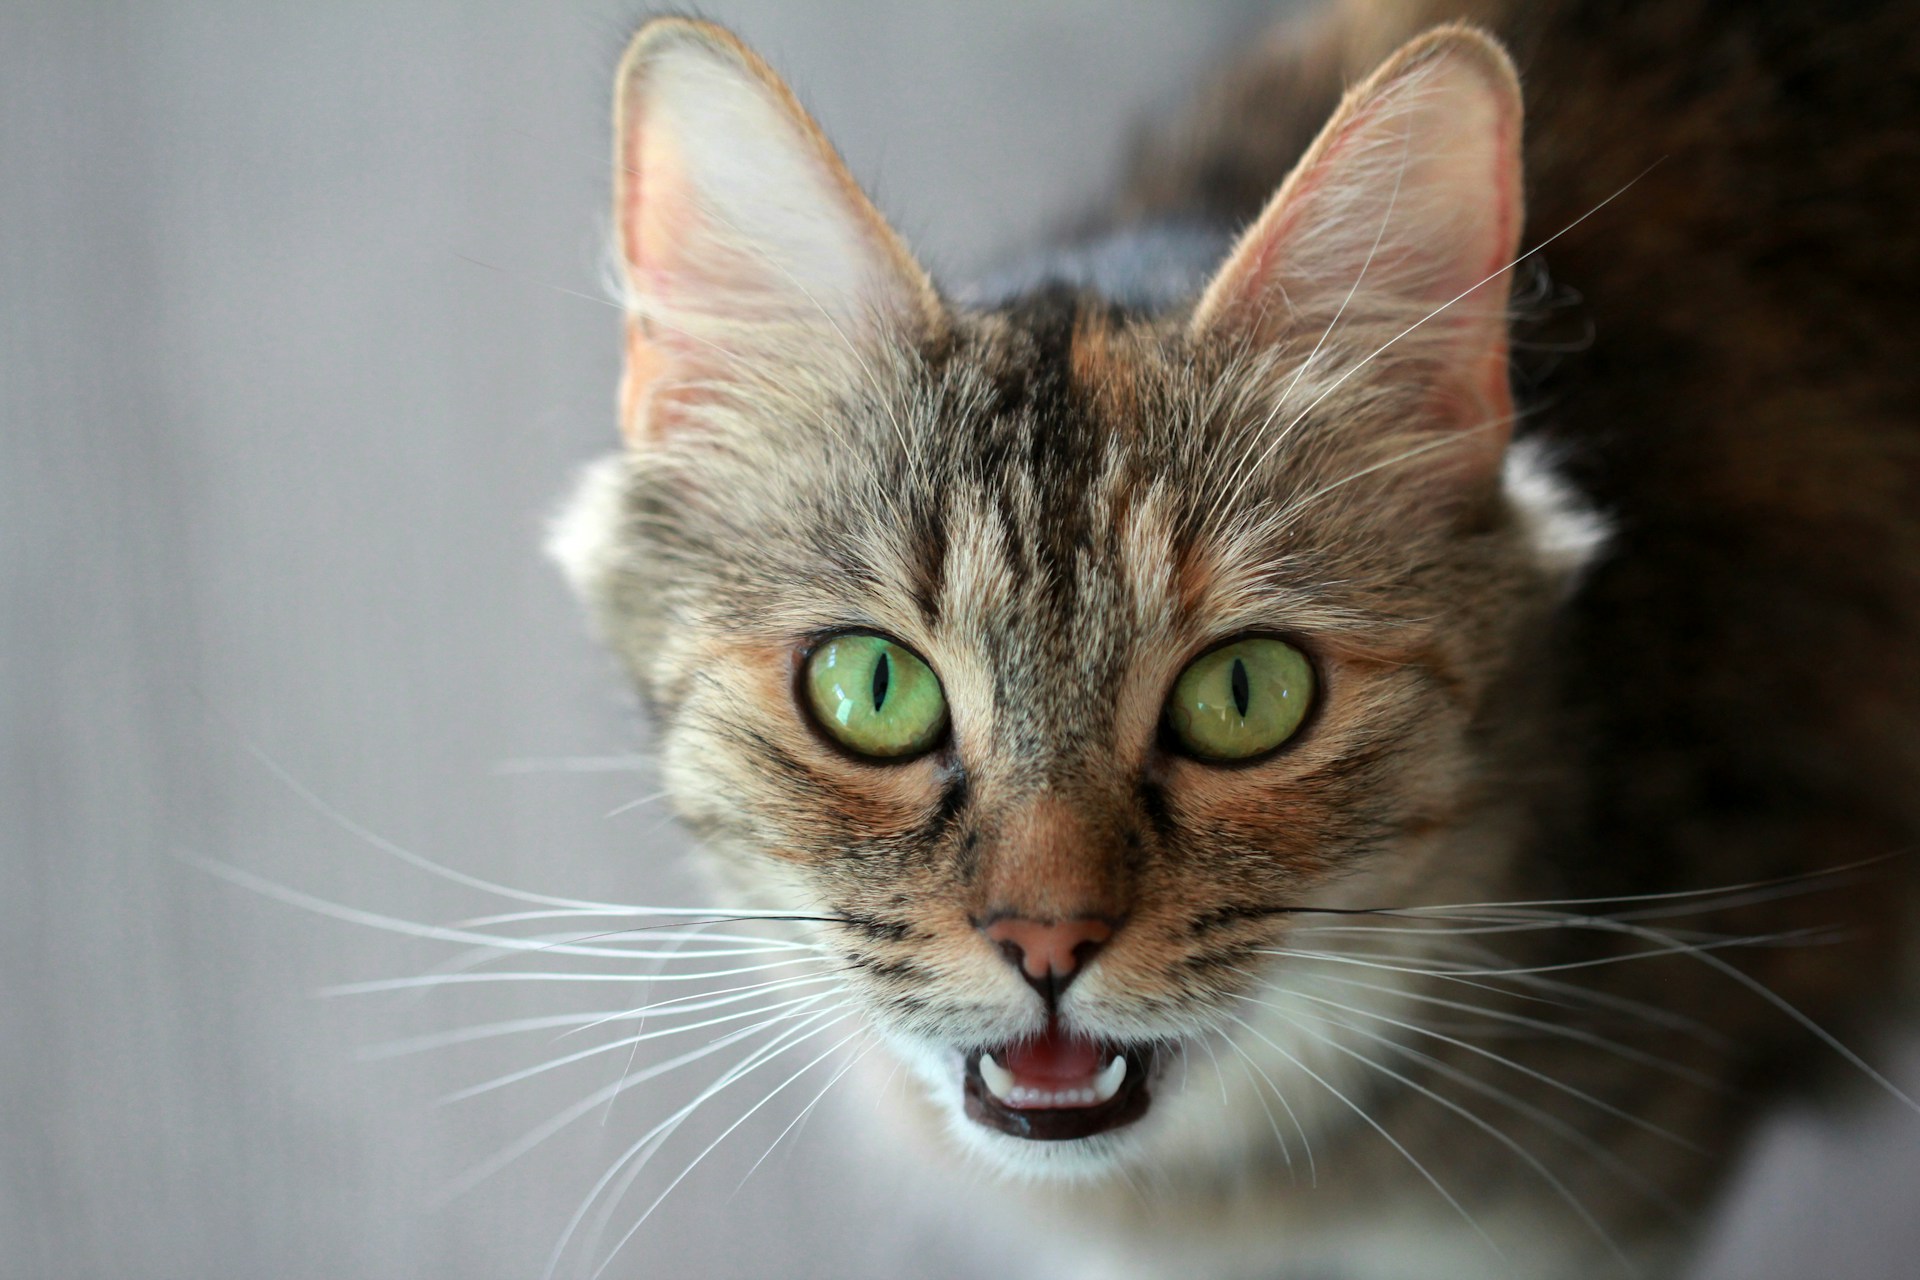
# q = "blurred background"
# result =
<box><xmin>4</xmin><ymin>2</ymin><xmax>1918</xmax><ymax>1277</ymax></box>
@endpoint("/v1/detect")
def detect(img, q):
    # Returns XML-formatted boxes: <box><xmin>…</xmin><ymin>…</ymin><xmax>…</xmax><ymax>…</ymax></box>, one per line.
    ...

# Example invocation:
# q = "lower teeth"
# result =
<box><xmin>1009</xmin><ymin>1086</ymin><xmax>1093</xmax><ymax>1106</ymax></box>
<box><xmin>977</xmin><ymin>1052</ymin><xmax>1129</xmax><ymax>1107</ymax></box>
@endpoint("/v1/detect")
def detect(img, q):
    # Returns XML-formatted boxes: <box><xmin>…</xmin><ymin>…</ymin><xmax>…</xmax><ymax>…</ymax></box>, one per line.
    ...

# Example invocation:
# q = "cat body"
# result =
<box><xmin>553</xmin><ymin>4</ymin><xmax>1920</xmax><ymax>1276</ymax></box>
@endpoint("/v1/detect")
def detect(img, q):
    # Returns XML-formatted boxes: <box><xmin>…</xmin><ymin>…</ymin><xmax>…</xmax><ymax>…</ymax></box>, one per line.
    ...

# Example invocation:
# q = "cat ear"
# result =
<box><xmin>611</xmin><ymin>19</ymin><xmax>943</xmax><ymax>447</ymax></box>
<box><xmin>1190</xmin><ymin>26</ymin><xmax>1524</xmax><ymax>479</ymax></box>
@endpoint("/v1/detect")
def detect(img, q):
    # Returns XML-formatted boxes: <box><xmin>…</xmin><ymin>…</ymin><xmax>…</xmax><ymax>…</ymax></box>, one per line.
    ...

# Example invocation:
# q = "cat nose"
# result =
<box><xmin>980</xmin><ymin>915</ymin><xmax>1116</xmax><ymax>1006</ymax></box>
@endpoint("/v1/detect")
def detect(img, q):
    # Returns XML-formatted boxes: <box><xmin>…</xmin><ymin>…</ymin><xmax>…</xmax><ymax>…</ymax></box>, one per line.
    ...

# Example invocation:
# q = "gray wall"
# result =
<box><xmin>4</xmin><ymin>3</ymin><xmax>1916</xmax><ymax>1278</ymax></box>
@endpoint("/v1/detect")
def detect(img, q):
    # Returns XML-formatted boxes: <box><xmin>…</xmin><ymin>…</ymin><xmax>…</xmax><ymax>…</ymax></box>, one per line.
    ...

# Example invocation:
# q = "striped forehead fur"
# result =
<box><xmin>555</xmin><ymin>285</ymin><xmax>1601</xmax><ymax>682</ymax></box>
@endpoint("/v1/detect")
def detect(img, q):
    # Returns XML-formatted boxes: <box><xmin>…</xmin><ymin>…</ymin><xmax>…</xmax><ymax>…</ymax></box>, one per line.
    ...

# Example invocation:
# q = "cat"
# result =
<box><xmin>550</xmin><ymin>3</ymin><xmax>1920</xmax><ymax>1277</ymax></box>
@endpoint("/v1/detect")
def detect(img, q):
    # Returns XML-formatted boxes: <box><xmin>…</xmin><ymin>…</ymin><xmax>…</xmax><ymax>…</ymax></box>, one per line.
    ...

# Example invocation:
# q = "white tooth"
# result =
<box><xmin>1092</xmin><ymin>1055</ymin><xmax>1127</xmax><ymax>1104</ymax></box>
<box><xmin>979</xmin><ymin>1053</ymin><xmax>1016</xmax><ymax>1102</ymax></box>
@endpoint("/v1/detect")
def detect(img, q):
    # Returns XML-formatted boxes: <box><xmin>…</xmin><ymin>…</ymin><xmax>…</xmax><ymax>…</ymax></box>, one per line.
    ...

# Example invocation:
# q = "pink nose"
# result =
<box><xmin>981</xmin><ymin>916</ymin><xmax>1115</xmax><ymax>1001</ymax></box>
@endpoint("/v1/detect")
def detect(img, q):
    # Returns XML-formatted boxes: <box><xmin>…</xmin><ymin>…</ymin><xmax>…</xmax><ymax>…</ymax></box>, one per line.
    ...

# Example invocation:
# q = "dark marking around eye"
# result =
<box><xmin>1230</xmin><ymin>657</ymin><xmax>1251</xmax><ymax>718</ymax></box>
<box><xmin>1138</xmin><ymin>780</ymin><xmax>1176</xmax><ymax>843</ymax></box>
<box><xmin>920</xmin><ymin>774</ymin><xmax>970</xmax><ymax>853</ymax></box>
<box><xmin>872</xmin><ymin>650</ymin><xmax>891</xmax><ymax>710</ymax></box>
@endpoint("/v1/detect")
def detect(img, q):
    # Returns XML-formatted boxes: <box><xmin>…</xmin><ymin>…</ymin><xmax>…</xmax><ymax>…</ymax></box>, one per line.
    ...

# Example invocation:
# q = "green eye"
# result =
<box><xmin>1165</xmin><ymin>637</ymin><xmax>1315</xmax><ymax>761</ymax></box>
<box><xmin>803</xmin><ymin>633</ymin><xmax>948</xmax><ymax>760</ymax></box>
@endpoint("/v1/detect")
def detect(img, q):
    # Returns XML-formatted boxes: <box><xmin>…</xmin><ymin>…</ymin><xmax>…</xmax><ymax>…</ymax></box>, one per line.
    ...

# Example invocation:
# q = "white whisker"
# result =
<box><xmin>1198</xmin><ymin>1033</ymin><xmax>1232</xmax><ymax>1108</ymax></box>
<box><xmin>1274</xmin><ymin>926</ymin><xmax>1737</xmax><ymax>1043</ymax></box>
<box><xmin>604</xmin><ymin>789</ymin><xmax>672</xmax><ymax>819</ymax></box>
<box><xmin>1292</xmin><ymin>992</ymin><xmax>1693</xmax><ymax>1221</ymax></box>
<box><xmin>1224</xmin><ymin>1012</ymin><xmax>1508</xmax><ymax>1270</ymax></box>
<box><xmin>448</xmin><ymin>1003</ymin><xmax>847</xmax><ymax>1208</ymax></box>
<box><xmin>324</xmin><ymin>958</ymin><xmax>827</xmax><ymax>997</ymax></box>
<box><xmin>1274</xmin><ymin>979</ymin><xmax>1704</xmax><ymax>1153</ymax></box>
<box><xmin>1545</xmin><ymin>913</ymin><xmax>1920</xmax><ymax>1118</ymax></box>
<box><xmin>1203</xmin><ymin>113</ymin><xmax>1416</xmax><ymax>532</ymax></box>
<box><xmin>1220</xmin><ymin>1035</ymin><xmax>1307</xmax><ymax>1183</ymax></box>
<box><xmin>1268</xmin><ymin>1002</ymin><xmax>1640</xmax><ymax>1277</ymax></box>
<box><xmin>590</xmin><ymin>1024</ymin><xmax>873</xmax><ymax>1280</ymax></box>
<box><xmin>1259</xmin><ymin>926</ymin><xmax>1817</xmax><ymax>982</ymax></box>
<box><xmin>491</xmin><ymin>754</ymin><xmax>656</xmax><ymax>775</ymax></box>
<box><xmin>732</xmin><ymin>1034</ymin><xmax>882</xmax><ymax>1194</ymax></box>
<box><xmin>438</xmin><ymin>991</ymin><xmax>836</xmax><ymax>1105</ymax></box>
<box><xmin>454</xmin><ymin>251</ymin><xmax>626</xmax><ymax>311</ymax></box>
<box><xmin>540</xmin><ymin>1007</ymin><xmax>860</xmax><ymax>1280</ymax></box>
<box><xmin>1255</xmin><ymin>162</ymin><xmax>1659</xmax><ymax>482</ymax></box>
<box><xmin>1300</xmin><ymin>969</ymin><xmax>1727</xmax><ymax>1093</ymax></box>
<box><xmin>1272</xmin><ymin>409</ymin><xmax>1516</xmax><ymax>531</ymax></box>
<box><xmin>215</xmin><ymin>737</ymin><xmax>640</xmax><ymax>910</ymax></box>
<box><xmin>363</xmin><ymin>1012</ymin><xmax>631</xmax><ymax>1061</ymax></box>
<box><xmin>1373</xmin><ymin>857</ymin><xmax>1887</xmax><ymax>917</ymax></box>
<box><xmin>193</xmin><ymin>856</ymin><xmax>830</xmax><ymax>965</ymax></box>
<box><xmin>559</xmin><ymin>972</ymin><xmax>851</xmax><ymax>1040</ymax></box>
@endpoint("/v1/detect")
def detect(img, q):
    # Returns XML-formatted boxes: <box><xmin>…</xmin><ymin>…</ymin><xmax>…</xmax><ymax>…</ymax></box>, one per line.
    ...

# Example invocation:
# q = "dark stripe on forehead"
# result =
<box><xmin>974</xmin><ymin>286</ymin><xmax>1135</xmax><ymax>618</ymax></box>
<box><xmin>907</xmin><ymin>496</ymin><xmax>948</xmax><ymax>629</ymax></box>
<box><xmin>986</xmin><ymin>285</ymin><xmax>1082</xmax><ymax>411</ymax></box>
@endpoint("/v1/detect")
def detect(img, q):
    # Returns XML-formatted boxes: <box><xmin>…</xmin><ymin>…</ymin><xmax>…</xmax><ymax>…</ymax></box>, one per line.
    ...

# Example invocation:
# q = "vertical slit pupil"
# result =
<box><xmin>1230</xmin><ymin>657</ymin><xmax>1251</xmax><ymax>718</ymax></box>
<box><xmin>872</xmin><ymin>650</ymin><xmax>892</xmax><ymax>710</ymax></box>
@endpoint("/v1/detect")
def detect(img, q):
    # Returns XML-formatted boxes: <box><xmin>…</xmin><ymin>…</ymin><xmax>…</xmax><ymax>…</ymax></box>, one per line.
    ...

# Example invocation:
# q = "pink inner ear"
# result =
<box><xmin>1186</xmin><ymin>32</ymin><xmax>1527</xmax><ymax>490</ymax></box>
<box><xmin>607</xmin><ymin>29</ymin><xmax>942</xmax><ymax>445</ymax></box>
<box><xmin>1193</xmin><ymin>35</ymin><xmax>1525</xmax><ymax>352</ymax></box>
<box><xmin>622</xmin><ymin>122</ymin><xmax>700</xmax><ymax>301</ymax></box>
<box><xmin>615</xmin><ymin>112</ymin><xmax>688</xmax><ymax>445</ymax></box>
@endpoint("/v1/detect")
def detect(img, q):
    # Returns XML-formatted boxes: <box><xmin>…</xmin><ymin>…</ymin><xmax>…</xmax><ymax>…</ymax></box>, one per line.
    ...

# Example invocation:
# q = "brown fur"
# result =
<box><xmin>555</xmin><ymin>7</ymin><xmax>1920</xmax><ymax>1277</ymax></box>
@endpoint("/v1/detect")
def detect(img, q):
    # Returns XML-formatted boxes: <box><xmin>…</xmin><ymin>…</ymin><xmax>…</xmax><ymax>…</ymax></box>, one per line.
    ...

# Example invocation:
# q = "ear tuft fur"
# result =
<box><xmin>1501</xmin><ymin>438</ymin><xmax>1609</xmax><ymax>589</ymax></box>
<box><xmin>546</xmin><ymin>454</ymin><xmax>631</xmax><ymax>613</ymax></box>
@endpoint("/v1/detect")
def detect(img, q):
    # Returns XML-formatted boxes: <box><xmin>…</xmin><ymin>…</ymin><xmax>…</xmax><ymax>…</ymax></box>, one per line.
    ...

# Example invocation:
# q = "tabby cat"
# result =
<box><xmin>550</xmin><ymin>3</ymin><xmax>1920</xmax><ymax>1276</ymax></box>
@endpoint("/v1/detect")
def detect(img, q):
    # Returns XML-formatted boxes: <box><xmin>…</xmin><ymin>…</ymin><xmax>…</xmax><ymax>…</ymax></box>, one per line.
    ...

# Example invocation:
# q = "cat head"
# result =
<box><xmin>554</xmin><ymin>18</ymin><xmax>1602</xmax><ymax>1180</ymax></box>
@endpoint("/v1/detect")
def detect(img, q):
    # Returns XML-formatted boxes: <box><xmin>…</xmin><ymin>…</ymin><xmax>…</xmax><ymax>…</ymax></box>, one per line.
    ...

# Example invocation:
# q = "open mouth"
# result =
<box><xmin>962</xmin><ymin>1021</ymin><xmax>1154</xmax><ymax>1141</ymax></box>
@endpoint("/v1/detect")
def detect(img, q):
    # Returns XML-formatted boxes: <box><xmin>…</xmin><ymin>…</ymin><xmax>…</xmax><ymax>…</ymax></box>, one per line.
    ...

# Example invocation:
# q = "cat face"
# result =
<box><xmin>556</xmin><ymin>19</ymin><xmax>1602</xmax><ymax>1179</ymax></box>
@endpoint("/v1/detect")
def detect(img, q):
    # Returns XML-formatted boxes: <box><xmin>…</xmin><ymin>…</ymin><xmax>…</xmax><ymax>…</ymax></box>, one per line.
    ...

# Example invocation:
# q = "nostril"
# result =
<box><xmin>979</xmin><ymin>915</ymin><xmax>1117</xmax><ymax>1000</ymax></box>
<box><xmin>1068</xmin><ymin>934</ymin><xmax>1107</xmax><ymax>973</ymax></box>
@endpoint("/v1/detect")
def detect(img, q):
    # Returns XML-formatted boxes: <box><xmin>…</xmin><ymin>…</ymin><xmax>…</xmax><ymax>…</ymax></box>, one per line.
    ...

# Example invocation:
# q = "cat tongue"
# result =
<box><xmin>1001</xmin><ymin>1024</ymin><xmax>1102</xmax><ymax>1083</ymax></box>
